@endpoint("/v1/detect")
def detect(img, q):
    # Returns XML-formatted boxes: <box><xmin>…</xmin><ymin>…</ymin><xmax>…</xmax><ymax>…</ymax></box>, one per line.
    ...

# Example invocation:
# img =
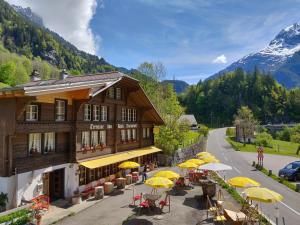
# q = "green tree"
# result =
<box><xmin>234</xmin><ymin>106</ymin><xmax>258</xmax><ymax>146</ymax></box>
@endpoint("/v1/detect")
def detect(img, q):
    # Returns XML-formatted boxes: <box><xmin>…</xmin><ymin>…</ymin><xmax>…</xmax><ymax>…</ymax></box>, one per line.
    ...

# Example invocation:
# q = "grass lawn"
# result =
<box><xmin>226</xmin><ymin>136</ymin><xmax>300</xmax><ymax>158</ymax></box>
<box><xmin>180</xmin><ymin>131</ymin><xmax>200</xmax><ymax>148</ymax></box>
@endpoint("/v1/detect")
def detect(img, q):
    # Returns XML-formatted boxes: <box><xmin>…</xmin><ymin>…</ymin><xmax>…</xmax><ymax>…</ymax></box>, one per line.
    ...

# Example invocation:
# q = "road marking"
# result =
<box><xmin>233</xmin><ymin>166</ymin><xmax>241</xmax><ymax>174</ymax></box>
<box><xmin>280</xmin><ymin>201</ymin><xmax>300</xmax><ymax>216</ymax></box>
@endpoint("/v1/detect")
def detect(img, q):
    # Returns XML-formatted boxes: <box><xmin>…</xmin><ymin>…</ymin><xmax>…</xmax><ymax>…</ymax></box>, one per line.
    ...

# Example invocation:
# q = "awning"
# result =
<box><xmin>79</xmin><ymin>146</ymin><xmax>162</xmax><ymax>169</ymax></box>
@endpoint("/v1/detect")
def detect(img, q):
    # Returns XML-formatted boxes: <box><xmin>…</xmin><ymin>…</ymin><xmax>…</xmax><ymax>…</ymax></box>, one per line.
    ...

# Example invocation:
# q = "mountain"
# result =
<box><xmin>0</xmin><ymin>0</ymin><xmax>114</xmax><ymax>74</ymax></box>
<box><xmin>12</xmin><ymin>5</ymin><xmax>44</xmax><ymax>27</ymax></box>
<box><xmin>162</xmin><ymin>80</ymin><xmax>189</xmax><ymax>94</ymax></box>
<box><xmin>212</xmin><ymin>23</ymin><xmax>300</xmax><ymax>88</ymax></box>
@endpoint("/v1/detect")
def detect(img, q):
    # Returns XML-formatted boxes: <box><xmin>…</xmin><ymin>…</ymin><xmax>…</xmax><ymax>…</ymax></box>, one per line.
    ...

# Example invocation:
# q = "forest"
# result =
<box><xmin>179</xmin><ymin>68</ymin><xmax>300</xmax><ymax>126</ymax></box>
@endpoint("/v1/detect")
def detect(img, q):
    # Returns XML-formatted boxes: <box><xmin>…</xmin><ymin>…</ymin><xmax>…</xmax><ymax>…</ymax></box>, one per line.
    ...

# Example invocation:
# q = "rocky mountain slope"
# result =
<box><xmin>212</xmin><ymin>23</ymin><xmax>300</xmax><ymax>88</ymax></box>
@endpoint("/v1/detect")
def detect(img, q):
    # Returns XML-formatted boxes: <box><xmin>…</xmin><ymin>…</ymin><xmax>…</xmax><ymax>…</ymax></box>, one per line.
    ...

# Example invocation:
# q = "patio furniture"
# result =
<box><xmin>116</xmin><ymin>177</ymin><xmax>126</xmax><ymax>189</ymax></box>
<box><xmin>94</xmin><ymin>186</ymin><xmax>104</xmax><ymax>200</ymax></box>
<box><xmin>80</xmin><ymin>184</ymin><xmax>95</xmax><ymax>199</ymax></box>
<box><xmin>104</xmin><ymin>182</ymin><xmax>114</xmax><ymax>195</ymax></box>
<box><xmin>126</xmin><ymin>174</ymin><xmax>132</xmax><ymax>185</ymax></box>
<box><xmin>202</xmin><ymin>180</ymin><xmax>216</xmax><ymax>197</ymax></box>
<box><xmin>224</xmin><ymin>209</ymin><xmax>247</xmax><ymax>225</ymax></box>
<box><xmin>132</xmin><ymin>172</ymin><xmax>139</xmax><ymax>182</ymax></box>
<box><xmin>131</xmin><ymin>193</ymin><xmax>143</xmax><ymax>206</ymax></box>
<box><xmin>159</xmin><ymin>194</ymin><xmax>171</xmax><ymax>212</ymax></box>
<box><xmin>143</xmin><ymin>193</ymin><xmax>161</xmax><ymax>207</ymax></box>
<box><xmin>138</xmin><ymin>200</ymin><xmax>151</xmax><ymax>215</ymax></box>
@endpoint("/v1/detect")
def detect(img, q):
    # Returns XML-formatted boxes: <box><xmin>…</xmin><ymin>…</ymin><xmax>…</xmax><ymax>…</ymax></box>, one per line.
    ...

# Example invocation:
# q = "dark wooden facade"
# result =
<box><xmin>0</xmin><ymin>73</ymin><xmax>163</xmax><ymax>177</ymax></box>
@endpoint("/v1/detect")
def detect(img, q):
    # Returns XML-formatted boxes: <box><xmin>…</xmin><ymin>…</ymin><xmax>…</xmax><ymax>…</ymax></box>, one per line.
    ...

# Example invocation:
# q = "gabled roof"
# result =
<box><xmin>178</xmin><ymin>114</ymin><xmax>198</xmax><ymax>125</ymax></box>
<box><xmin>0</xmin><ymin>71</ymin><xmax>164</xmax><ymax>125</ymax></box>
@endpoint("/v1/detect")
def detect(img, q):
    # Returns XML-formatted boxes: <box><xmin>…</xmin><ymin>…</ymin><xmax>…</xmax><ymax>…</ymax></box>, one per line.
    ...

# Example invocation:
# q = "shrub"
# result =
<box><xmin>276</xmin><ymin>127</ymin><xmax>292</xmax><ymax>141</ymax></box>
<box><xmin>226</xmin><ymin>127</ymin><xmax>235</xmax><ymax>137</ymax></box>
<box><xmin>198</xmin><ymin>124</ymin><xmax>209</xmax><ymax>137</ymax></box>
<box><xmin>255</xmin><ymin>132</ymin><xmax>273</xmax><ymax>147</ymax></box>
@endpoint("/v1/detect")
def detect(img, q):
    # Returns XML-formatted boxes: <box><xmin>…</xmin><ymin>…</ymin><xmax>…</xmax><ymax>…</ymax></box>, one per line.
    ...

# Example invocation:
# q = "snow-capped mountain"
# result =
<box><xmin>212</xmin><ymin>23</ymin><xmax>300</xmax><ymax>88</ymax></box>
<box><xmin>12</xmin><ymin>5</ymin><xmax>44</xmax><ymax>27</ymax></box>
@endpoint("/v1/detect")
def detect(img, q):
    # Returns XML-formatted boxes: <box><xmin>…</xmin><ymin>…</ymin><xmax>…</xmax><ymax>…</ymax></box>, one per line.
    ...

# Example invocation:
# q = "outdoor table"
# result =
<box><xmin>94</xmin><ymin>186</ymin><xmax>104</xmax><ymax>199</ymax></box>
<box><xmin>116</xmin><ymin>177</ymin><xmax>126</xmax><ymax>189</ymax></box>
<box><xmin>104</xmin><ymin>182</ymin><xmax>114</xmax><ymax>195</ymax></box>
<box><xmin>132</xmin><ymin>172</ymin><xmax>139</xmax><ymax>182</ymax></box>
<box><xmin>143</xmin><ymin>193</ymin><xmax>161</xmax><ymax>208</ymax></box>
<box><xmin>126</xmin><ymin>174</ymin><xmax>132</xmax><ymax>185</ymax></box>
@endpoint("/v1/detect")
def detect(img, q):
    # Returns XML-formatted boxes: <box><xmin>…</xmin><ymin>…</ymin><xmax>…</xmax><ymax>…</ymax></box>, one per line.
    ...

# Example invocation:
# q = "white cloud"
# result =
<box><xmin>213</xmin><ymin>54</ymin><xmax>227</xmax><ymax>64</ymax></box>
<box><xmin>6</xmin><ymin>0</ymin><xmax>100</xmax><ymax>55</ymax></box>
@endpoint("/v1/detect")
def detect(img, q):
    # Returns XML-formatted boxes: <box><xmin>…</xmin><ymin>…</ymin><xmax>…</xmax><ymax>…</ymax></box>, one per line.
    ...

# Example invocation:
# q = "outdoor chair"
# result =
<box><xmin>206</xmin><ymin>195</ymin><xmax>218</xmax><ymax>219</ymax></box>
<box><xmin>131</xmin><ymin>193</ymin><xmax>143</xmax><ymax>206</ymax></box>
<box><xmin>159</xmin><ymin>194</ymin><xmax>171</xmax><ymax>213</ymax></box>
<box><xmin>224</xmin><ymin>209</ymin><xmax>247</xmax><ymax>225</ymax></box>
<box><xmin>138</xmin><ymin>200</ymin><xmax>151</xmax><ymax>215</ymax></box>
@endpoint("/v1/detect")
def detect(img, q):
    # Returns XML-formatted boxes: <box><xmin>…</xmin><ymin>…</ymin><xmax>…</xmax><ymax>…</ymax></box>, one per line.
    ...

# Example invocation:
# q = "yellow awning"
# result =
<box><xmin>79</xmin><ymin>146</ymin><xmax>162</xmax><ymax>169</ymax></box>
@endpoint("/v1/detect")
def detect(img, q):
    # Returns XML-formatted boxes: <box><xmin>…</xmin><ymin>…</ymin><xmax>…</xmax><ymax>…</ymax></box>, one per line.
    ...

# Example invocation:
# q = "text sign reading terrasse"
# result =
<box><xmin>90</xmin><ymin>124</ymin><xmax>113</xmax><ymax>130</ymax></box>
<box><xmin>117</xmin><ymin>124</ymin><xmax>138</xmax><ymax>129</ymax></box>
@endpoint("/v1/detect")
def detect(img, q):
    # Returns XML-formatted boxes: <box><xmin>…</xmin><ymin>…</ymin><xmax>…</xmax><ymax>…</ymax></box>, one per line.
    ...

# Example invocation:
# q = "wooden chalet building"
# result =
<box><xmin>0</xmin><ymin>70</ymin><xmax>164</xmax><ymax>209</ymax></box>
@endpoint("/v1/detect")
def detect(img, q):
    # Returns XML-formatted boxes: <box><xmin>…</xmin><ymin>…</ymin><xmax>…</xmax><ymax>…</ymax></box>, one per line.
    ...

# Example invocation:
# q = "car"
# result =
<box><xmin>278</xmin><ymin>161</ymin><xmax>300</xmax><ymax>181</ymax></box>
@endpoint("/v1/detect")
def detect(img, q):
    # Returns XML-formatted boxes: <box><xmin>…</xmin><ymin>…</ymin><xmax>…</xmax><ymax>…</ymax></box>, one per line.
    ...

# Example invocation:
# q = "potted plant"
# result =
<box><xmin>0</xmin><ymin>192</ymin><xmax>8</xmax><ymax>212</ymax></box>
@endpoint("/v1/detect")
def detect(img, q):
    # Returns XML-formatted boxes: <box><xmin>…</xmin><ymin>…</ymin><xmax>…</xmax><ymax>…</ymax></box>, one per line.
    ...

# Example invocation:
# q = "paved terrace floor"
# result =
<box><xmin>46</xmin><ymin>168</ymin><xmax>240</xmax><ymax>225</ymax></box>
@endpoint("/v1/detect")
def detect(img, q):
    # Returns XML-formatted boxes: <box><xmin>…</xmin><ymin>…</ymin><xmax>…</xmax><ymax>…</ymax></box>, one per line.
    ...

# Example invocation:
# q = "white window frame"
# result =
<box><xmin>132</xmin><ymin>109</ymin><xmax>137</xmax><ymax>122</ymax></box>
<box><xmin>132</xmin><ymin>129</ymin><xmax>136</xmax><ymax>140</ymax></box>
<box><xmin>100</xmin><ymin>130</ymin><xmax>106</xmax><ymax>145</ymax></box>
<box><xmin>122</xmin><ymin>108</ymin><xmax>127</xmax><ymax>122</ymax></box>
<box><xmin>55</xmin><ymin>100</ymin><xmax>66</xmax><ymax>121</ymax></box>
<box><xmin>146</xmin><ymin>128</ymin><xmax>150</xmax><ymax>138</ymax></box>
<box><xmin>84</xmin><ymin>104</ymin><xmax>92</xmax><ymax>121</ymax></box>
<box><xmin>116</xmin><ymin>88</ymin><xmax>121</xmax><ymax>100</ymax></box>
<box><xmin>121</xmin><ymin>129</ymin><xmax>126</xmax><ymax>142</ymax></box>
<box><xmin>44</xmin><ymin>132</ymin><xmax>55</xmax><ymax>153</ymax></box>
<box><xmin>82</xmin><ymin>131</ymin><xmax>90</xmax><ymax>148</ymax></box>
<box><xmin>91</xmin><ymin>131</ymin><xmax>99</xmax><ymax>147</ymax></box>
<box><xmin>127</xmin><ymin>129</ymin><xmax>131</xmax><ymax>141</ymax></box>
<box><xmin>127</xmin><ymin>109</ymin><xmax>132</xmax><ymax>122</ymax></box>
<box><xmin>108</xmin><ymin>88</ymin><xmax>114</xmax><ymax>99</ymax></box>
<box><xmin>101</xmin><ymin>106</ymin><xmax>108</xmax><ymax>121</ymax></box>
<box><xmin>93</xmin><ymin>105</ymin><xmax>100</xmax><ymax>121</ymax></box>
<box><xmin>28</xmin><ymin>133</ymin><xmax>41</xmax><ymax>155</ymax></box>
<box><xmin>26</xmin><ymin>104</ymin><xmax>39</xmax><ymax>121</ymax></box>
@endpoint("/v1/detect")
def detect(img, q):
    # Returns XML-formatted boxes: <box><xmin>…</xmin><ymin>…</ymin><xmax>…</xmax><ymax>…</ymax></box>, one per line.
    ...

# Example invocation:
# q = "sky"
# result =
<box><xmin>5</xmin><ymin>0</ymin><xmax>300</xmax><ymax>84</ymax></box>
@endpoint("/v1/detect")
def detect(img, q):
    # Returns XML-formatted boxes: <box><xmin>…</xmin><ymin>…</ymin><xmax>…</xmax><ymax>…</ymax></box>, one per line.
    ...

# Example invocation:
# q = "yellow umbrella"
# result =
<box><xmin>145</xmin><ymin>177</ymin><xmax>174</xmax><ymax>189</ymax></box>
<box><xmin>118</xmin><ymin>161</ymin><xmax>140</xmax><ymax>169</ymax></box>
<box><xmin>197</xmin><ymin>152</ymin><xmax>213</xmax><ymax>157</ymax></box>
<box><xmin>227</xmin><ymin>177</ymin><xmax>260</xmax><ymax>188</ymax></box>
<box><xmin>177</xmin><ymin>161</ymin><xmax>198</xmax><ymax>169</ymax></box>
<box><xmin>154</xmin><ymin>170</ymin><xmax>180</xmax><ymax>180</ymax></box>
<box><xmin>201</xmin><ymin>157</ymin><xmax>220</xmax><ymax>163</ymax></box>
<box><xmin>186</xmin><ymin>159</ymin><xmax>205</xmax><ymax>166</ymax></box>
<box><xmin>244</xmin><ymin>187</ymin><xmax>283</xmax><ymax>203</ymax></box>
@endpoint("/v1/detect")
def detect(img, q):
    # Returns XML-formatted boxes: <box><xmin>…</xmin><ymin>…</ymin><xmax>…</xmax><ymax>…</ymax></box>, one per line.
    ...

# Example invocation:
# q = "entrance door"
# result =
<box><xmin>49</xmin><ymin>169</ymin><xmax>65</xmax><ymax>202</ymax></box>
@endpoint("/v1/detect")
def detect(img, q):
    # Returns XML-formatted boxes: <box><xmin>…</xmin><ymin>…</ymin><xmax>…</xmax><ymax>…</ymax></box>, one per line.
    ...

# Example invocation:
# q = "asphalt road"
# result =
<box><xmin>207</xmin><ymin>128</ymin><xmax>300</xmax><ymax>225</ymax></box>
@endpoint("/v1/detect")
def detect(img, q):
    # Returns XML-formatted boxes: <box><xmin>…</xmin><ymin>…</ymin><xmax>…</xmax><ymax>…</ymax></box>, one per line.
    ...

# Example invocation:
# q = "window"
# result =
<box><xmin>84</xmin><ymin>104</ymin><xmax>92</xmax><ymax>121</ymax></box>
<box><xmin>143</xmin><ymin>128</ymin><xmax>146</xmax><ymax>138</ymax></box>
<box><xmin>121</xmin><ymin>130</ymin><xmax>126</xmax><ymax>142</ymax></box>
<box><xmin>127</xmin><ymin>129</ymin><xmax>131</xmax><ymax>141</ymax></box>
<box><xmin>44</xmin><ymin>132</ymin><xmax>55</xmax><ymax>153</ymax></box>
<box><xmin>26</xmin><ymin>104</ymin><xmax>39</xmax><ymax>121</ymax></box>
<box><xmin>121</xmin><ymin>108</ymin><xmax>127</xmax><ymax>122</ymax></box>
<box><xmin>127</xmin><ymin>109</ymin><xmax>132</xmax><ymax>121</ymax></box>
<box><xmin>146</xmin><ymin>128</ymin><xmax>150</xmax><ymax>138</ymax></box>
<box><xmin>28</xmin><ymin>133</ymin><xmax>41</xmax><ymax>155</ymax></box>
<box><xmin>132</xmin><ymin>109</ymin><xmax>137</xmax><ymax>122</ymax></box>
<box><xmin>101</xmin><ymin>106</ymin><xmax>108</xmax><ymax>121</ymax></box>
<box><xmin>116</xmin><ymin>88</ymin><xmax>121</xmax><ymax>100</ymax></box>
<box><xmin>100</xmin><ymin>130</ymin><xmax>106</xmax><ymax>145</ymax></box>
<box><xmin>108</xmin><ymin>88</ymin><xmax>114</xmax><ymax>99</ymax></box>
<box><xmin>93</xmin><ymin>105</ymin><xmax>100</xmax><ymax>121</ymax></box>
<box><xmin>132</xmin><ymin>129</ymin><xmax>136</xmax><ymax>140</ymax></box>
<box><xmin>91</xmin><ymin>131</ymin><xmax>99</xmax><ymax>147</ymax></box>
<box><xmin>82</xmin><ymin>131</ymin><xmax>90</xmax><ymax>148</ymax></box>
<box><xmin>55</xmin><ymin>100</ymin><xmax>66</xmax><ymax>121</ymax></box>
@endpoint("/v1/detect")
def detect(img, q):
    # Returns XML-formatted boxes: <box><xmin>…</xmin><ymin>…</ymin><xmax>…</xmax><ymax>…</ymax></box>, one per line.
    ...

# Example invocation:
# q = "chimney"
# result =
<box><xmin>30</xmin><ymin>70</ymin><xmax>41</xmax><ymax>81</ymax></box>
<box><xmin>60</xmin><ymin>69</ymin><xmax>69</xmax><ymax>80</ymax></box>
